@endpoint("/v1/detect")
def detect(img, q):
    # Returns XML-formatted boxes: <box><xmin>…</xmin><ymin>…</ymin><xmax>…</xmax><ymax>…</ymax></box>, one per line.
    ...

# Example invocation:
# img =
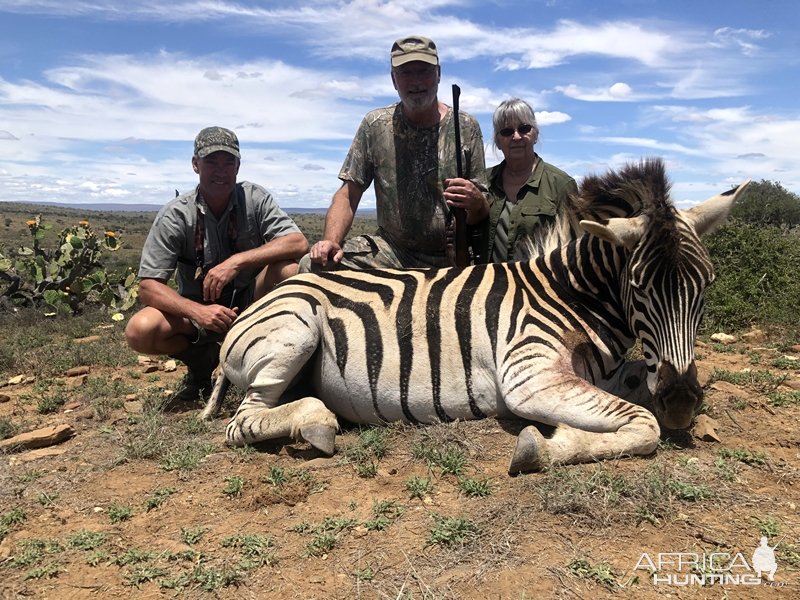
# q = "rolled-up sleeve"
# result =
<box><xmin>138</xmin><ymin>205</ymin><xmax>189</xmax><ymax>281</ymax></box>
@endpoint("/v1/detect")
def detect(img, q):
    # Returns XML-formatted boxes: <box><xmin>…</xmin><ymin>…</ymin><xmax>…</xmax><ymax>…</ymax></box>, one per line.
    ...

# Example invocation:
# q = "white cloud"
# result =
<box><xmin>557</xmin><ymin>82</ymin><xmax>642</xmax><ymax>102</ymax></box>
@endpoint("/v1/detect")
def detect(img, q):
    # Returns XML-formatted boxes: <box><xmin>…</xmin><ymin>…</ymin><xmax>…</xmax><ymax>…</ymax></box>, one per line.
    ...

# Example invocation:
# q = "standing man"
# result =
<box><xmin>304</xmin><ymin>35</ymin><xmax>488</xmax><ymax>271</ymax></box>
<box><xmin>125</xmin><ymin>126</ymin><xmax>308</xmax><ymax>401</ymax></box>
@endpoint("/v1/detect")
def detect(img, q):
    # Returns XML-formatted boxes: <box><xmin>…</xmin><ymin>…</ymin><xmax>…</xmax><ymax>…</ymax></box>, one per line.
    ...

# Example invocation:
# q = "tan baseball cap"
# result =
<box><xmin>390</xmin><ymin>36</ymin><xmax>439</xmax><ymax>68</ymax></box>
<box><xmin>193</xmin><ymin>126</ymin><xmax>240</xmax><ymax>159</ymax></box>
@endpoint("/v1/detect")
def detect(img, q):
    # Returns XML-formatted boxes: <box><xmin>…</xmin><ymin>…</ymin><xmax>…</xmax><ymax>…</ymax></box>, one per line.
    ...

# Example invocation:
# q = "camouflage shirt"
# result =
<box><xmin>339</xmin><ymin>102</ymin><xmax>486</xmax><ymax>267</ymax></box>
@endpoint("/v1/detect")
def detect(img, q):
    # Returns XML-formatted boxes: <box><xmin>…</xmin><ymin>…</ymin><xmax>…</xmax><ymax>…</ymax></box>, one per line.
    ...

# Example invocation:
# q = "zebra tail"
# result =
<box><xmin>199</xmin><ymin>370</ymin><xmax>231</xmax><ymax>421</ymax></box>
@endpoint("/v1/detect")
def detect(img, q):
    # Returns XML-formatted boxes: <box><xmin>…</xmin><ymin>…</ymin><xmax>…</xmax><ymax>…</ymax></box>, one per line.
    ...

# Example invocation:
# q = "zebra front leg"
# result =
<box><xmin>226</xmin><ymin>393</ymin><xmax>339</xmax><ymax>456</ymax></box>
<box><xmin>504</xmin><ymin>372</ymin><xmax>660</xmax><ymax>474</ymax></box>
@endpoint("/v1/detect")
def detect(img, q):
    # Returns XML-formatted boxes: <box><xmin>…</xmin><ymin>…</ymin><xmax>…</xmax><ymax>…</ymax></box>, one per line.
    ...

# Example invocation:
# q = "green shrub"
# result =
<box><xmin>704</xmin><ymin>221</ymin><xmax>800</xmax><ymax>334</ymax></box>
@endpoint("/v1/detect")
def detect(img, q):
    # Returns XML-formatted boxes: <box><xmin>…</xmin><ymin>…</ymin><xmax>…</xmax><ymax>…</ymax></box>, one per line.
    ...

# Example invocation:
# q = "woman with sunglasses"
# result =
<box><xmin>478</xmin><ymin>98</ymin><xmax>577</xmax><ymax>263</ymax></box>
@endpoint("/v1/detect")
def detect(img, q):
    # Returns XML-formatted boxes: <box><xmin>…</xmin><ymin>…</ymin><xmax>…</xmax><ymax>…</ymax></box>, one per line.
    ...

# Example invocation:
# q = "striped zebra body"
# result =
<box><xmin>201</xmin><ymin>159</ymin><xmax>749</xmax><ymax>472</ymax></box>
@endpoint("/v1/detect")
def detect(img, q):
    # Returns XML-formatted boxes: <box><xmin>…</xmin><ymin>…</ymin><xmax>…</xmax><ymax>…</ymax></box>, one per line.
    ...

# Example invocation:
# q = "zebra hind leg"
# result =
<box><xmin>226</xmin><ymin>393</ymin><xmax>339</xmax><ymax>456</ymax></box>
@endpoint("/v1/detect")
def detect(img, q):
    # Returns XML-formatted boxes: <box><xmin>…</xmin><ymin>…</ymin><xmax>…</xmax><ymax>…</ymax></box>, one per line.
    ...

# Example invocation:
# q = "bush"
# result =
<box><xmin>704</xmin><ymin>220</ymin><xmax>800</xmax><ymax>334</ymax></box>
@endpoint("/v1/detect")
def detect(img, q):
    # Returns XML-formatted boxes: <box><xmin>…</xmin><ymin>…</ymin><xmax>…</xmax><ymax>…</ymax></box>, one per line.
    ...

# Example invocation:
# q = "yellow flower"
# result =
<box><xmin>105</xmin><ymin>231</ymin><xmax>116</xmax><ymax>238</ymax></box>
<box><xmin>79</xmin><ymin>220</ymin><xmax>89</xmax><ymax>227</ymax></box>
<box><xmin>26</xmin><ymin>219</ymin><xmax>36</xmax><ymax>227</ymax></box>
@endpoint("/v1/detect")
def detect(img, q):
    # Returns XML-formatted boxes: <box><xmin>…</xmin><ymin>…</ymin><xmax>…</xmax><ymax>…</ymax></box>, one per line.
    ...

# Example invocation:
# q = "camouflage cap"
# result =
<box><xmin>193</xmin><ymin>126</ymin><xmax>240</xmax><ymax>159</ymax></box>
<box><xmin>390</xmin><ymin>36</ymin><xmax>438</xmax><ymax>68</ymax></box>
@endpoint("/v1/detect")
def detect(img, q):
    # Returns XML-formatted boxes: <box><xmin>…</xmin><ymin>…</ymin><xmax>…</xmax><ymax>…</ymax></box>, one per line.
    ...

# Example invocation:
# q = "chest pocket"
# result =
<box><xmin>517</xmin><ymin>199</ymin><xmax>558</xmax><ymax>239</ymax></box>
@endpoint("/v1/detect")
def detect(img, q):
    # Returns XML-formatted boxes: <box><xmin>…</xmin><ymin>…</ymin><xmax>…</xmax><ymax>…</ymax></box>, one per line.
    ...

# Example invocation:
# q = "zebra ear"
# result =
<box><xmin>683</xmin><ymin>180</ymin><xmax>750</xmax><ymax>237</ymax></box>
<box><xmin>580</xmin><ymin>215</ymin><xmax>649</xmax><ymax>249</ymax></box>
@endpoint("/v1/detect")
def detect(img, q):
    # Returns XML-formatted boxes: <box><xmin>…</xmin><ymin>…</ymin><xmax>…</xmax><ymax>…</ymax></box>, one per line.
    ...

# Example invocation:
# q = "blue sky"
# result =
<box><xmin>1</xmin><ymin>0</ymin><xmax>798</xmax><ymax>210</ymax></box>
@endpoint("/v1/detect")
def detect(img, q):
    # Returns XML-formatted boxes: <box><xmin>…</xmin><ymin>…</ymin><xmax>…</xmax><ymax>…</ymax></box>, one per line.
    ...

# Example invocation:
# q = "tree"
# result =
<box><xmin>731</xmin><ymin>180</ymin><xmax>800</xmax><ymax>228</ymax></box>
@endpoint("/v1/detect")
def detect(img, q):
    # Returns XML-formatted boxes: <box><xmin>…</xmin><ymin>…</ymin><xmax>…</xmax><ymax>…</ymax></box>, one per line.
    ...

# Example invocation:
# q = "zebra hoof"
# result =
<box><xmin>508</xmin><ymin>426</ymin><xmax>548</xmax><ymax>475</ymax></box>
<box><xmin>300</xmin><ymin>425</ymin><xmax>336</xmax><ymax>457</ymax></box>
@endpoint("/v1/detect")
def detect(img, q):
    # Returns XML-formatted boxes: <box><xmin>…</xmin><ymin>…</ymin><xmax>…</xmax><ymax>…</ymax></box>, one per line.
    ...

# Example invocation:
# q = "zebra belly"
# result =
<box><xmin>311</xmin><ymin>352</ymin><xmax>505</xmax><ymax>425</ymax></box>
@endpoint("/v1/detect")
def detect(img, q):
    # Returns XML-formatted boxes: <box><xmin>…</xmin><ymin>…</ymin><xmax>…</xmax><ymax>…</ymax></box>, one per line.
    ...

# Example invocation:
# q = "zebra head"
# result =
<box><xmin>581</xmin><ymin>165</ymin><xmax>750</xmax><ymax>430</ymax></box>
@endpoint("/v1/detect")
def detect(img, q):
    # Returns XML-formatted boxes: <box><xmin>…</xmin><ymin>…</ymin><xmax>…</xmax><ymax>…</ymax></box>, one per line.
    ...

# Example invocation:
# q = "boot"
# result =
<box><xmin>170</xmin><ymin>342</ymin><xmax>220</xmax><ymax>402</ymax></box>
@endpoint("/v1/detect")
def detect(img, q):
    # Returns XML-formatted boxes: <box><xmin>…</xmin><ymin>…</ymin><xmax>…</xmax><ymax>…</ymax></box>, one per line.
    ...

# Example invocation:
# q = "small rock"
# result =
<box><xmin>138</xmin><ymin>355</ymin><xmax>158</xmax><ymax>365</ymax></box>
<box><xmin>0</xmin><ymin>393</ymin><xmax>11</xmax><ymax>403</ymax></box>
<box><xmin>65</xmin><ymin>366</ymin><xmax>90</xmax><ymax>377</ymax></box>
<box><xmin>73</xmin><ymin>335</ymin><xmax>101</xmax><ymax>344</ymax></box>
<box><xmin>125</xmin><ymin>394</ymin><xmax>138</xmax><ymax>402</ymax></box>
<box><xmin>23</xmin><ymin>376</ymin><xmax>35</xmax><ymax>384</ymax></box>
<box><xmin>302</xmin><ymin>456</ymin><xmax>337</xmax><ymax>469</ymax></box>
<box><xmin>74</xmin><ymin>409</ymin><xmax>95</xmax><ymax>420</ymax></box>
<box><xmin>784</xmin><ymin>380</ymin><xmax>800</xmax><ymax>391</ymax></box>
<box><xmin>790</xmin><ymin>345</ymin><xmax>800</xmax><ymax>354</ymax></box>
<box><xmin>710</xmin><ymin>333</ymin><xmax>737</xmax><ymax>345</ymax></box>
<box><xmin>7</xmin><ymin>375</ymin><xmax>25</xmax><ymax>385</ymax></box>
<box><xmin>66</xmin><ymin>374</ymin><xmax>88</xmax><ymax>388</ymax></box>
<box><xmin>0</xmin><ymin>424</ymin><xmax>76</xmax><ymax>453</ymax></box>
<box><xmin>741</xmin><ymin>329</ymin><xmax>766</xmax><ymax>344</ymax></box>
<box><xmin>710</xmin><ymin>381</ymin><xmax>744</xmax><ymax>396</ymax></box>
<box><xmin>63</xmin><ymin>402</ymin><xmax>82</xmax><ymax>411</ymax></box>
<box><xmin>93</xmin><ymin>506</ymin><xmax>104</xmax><ymax>513</ymax></box>
<box><xmin>142</xmin><ymin>365</ymin><xmax>160</xmax><ymax>374</ymax></box>
<box><xmin>780</xmin><ymin>355</ymin><xmax>799</xmax><ymax>362</ymax></box>
<box><xmin>692</xmin><ymin>414</ymin><xmax>722</xmax><ymax>443</ymax></box>
<box><xmin>163</xmin><ymin>360</ymin><xmax>177</xmax><ymax>372</ymax></box>
<box><xmin>124</xmin><ymin>401</ymin><xmax>143</xmax><ymax>414</ymax></box>
<box><xmin>8</xmin><ymin>446</ymin><xmax>68</xmax><ymax>464</ymax></box>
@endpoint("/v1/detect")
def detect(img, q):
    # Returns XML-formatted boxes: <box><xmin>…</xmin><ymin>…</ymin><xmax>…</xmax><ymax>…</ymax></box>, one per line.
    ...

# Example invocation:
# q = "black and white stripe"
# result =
<box><xmin>201</xmin><ymin>159</ymin><xmax>747</xmax><ymax>468</ymax></box>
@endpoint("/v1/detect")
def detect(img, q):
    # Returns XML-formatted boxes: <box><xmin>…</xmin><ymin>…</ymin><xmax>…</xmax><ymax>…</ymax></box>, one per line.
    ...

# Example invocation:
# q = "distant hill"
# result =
<box><xmin>0</xmin><ymin>201</ymin><xmax>370</xmax><ymax>215</ymax></box>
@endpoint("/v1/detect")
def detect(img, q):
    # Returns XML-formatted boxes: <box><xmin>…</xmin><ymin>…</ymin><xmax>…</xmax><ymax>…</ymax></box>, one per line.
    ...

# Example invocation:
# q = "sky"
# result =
<box><xmin>0</xmin><ymin>0</ymin><xmax>798</xmax><ymax>211</ymax></box>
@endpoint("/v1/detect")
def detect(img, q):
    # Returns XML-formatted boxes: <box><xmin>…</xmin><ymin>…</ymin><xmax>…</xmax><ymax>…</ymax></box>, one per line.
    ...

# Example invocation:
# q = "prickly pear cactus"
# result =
<box><xmin>0</xmin><ymin>216</ymin><xmax>139</xmax><ymax>315</ymax></box>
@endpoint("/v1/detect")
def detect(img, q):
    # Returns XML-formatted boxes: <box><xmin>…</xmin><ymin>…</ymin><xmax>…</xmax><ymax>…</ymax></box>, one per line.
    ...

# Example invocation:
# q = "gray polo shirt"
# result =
<box><xmin>138</xmin><ymin>181</ymin><xmax>300</xmax><ymax>305</ymax></box>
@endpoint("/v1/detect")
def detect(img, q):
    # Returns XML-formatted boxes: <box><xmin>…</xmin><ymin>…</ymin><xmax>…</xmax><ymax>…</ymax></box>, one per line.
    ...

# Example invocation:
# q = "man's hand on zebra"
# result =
<box><xmin>309</xmin><ymin>239</ymin><xmax>344</xmax><ymax>267</ymax></box>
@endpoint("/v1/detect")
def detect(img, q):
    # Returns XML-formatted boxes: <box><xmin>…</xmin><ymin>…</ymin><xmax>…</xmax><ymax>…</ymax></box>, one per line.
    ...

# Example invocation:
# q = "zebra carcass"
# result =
<box><xmin>200</xmin><ymin>159</ymin><xmax>749</xmax><ymax>473</ymax></box>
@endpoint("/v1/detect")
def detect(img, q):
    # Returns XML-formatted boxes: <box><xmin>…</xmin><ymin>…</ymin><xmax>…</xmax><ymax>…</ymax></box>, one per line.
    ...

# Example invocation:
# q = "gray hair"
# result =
<box><xmin>492</xmin><ymin>98</ymin><xmax>540</xmax><ymax>147</ymax></box>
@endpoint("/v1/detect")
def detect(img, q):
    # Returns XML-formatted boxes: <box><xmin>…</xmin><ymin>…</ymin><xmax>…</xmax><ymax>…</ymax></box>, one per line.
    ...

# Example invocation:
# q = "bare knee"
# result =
<box><xmin>125</xmin><ymin>307</ymin><xmax>189</xmax><ymax>355</ymax></box>
<box><xmin>125</xmin><ymin>310</ymin><xmax>156</xmax><ymax>353</ymax></box>
<box><xmin>255</xmin><ymin>260</ymin><xmax>299</xmax><ymax>299</ymax></box>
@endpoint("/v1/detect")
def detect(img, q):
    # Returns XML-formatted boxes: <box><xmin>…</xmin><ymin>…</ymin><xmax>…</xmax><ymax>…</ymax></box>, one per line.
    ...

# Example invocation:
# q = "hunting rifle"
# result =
<box><xmin>451</xmin><ymin>84</ymin><xmax>469</xmax><ymax>267</ymax></box>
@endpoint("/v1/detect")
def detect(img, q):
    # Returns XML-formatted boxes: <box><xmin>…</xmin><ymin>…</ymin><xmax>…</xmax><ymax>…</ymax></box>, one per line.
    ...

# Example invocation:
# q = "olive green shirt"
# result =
<box><xmin>478</xmin><ymin>155</ymin><xmax>577</xmax><ymax>262</ymax></box>
<box><xmin>339</xmin><ymin>102</ymin><xmax>486</xmax><ymax>267</ymax></box>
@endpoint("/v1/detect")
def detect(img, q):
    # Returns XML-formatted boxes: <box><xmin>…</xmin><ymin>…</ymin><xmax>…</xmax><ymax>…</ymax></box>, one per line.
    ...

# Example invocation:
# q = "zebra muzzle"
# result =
<box><xmin>652</xmin><ymin>360</ymin><xmax>703</xmax><ymax>430</ymax></box>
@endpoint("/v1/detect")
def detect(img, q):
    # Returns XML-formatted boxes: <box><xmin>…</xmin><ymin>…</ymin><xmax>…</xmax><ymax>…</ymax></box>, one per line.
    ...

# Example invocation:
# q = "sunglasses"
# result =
<box><xmin>499</xmin><ymin>123</ymin><xmax>533</xmax><ymax>137</ymax></box>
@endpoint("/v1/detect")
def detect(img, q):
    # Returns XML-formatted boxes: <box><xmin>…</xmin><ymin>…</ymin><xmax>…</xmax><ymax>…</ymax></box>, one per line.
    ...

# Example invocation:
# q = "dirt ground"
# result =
<box><xmin>1</xmin><ymin>333</ymin><xmax>799</xmax><ymax>599</ymax></box>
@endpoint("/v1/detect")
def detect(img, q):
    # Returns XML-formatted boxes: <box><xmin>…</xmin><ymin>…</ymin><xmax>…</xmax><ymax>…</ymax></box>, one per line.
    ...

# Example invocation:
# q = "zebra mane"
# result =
<box><xmin>514</xmin><ymin>157</ymin><xmax>675</xmax><ymax>261</ymax></box>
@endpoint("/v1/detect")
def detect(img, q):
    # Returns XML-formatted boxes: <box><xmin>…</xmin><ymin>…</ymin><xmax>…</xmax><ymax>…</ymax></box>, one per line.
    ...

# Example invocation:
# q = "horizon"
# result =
<box><xmin>1</xmin><ymin>1</ymin><xmax>798</xmax><ymax>211</ymax></box>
